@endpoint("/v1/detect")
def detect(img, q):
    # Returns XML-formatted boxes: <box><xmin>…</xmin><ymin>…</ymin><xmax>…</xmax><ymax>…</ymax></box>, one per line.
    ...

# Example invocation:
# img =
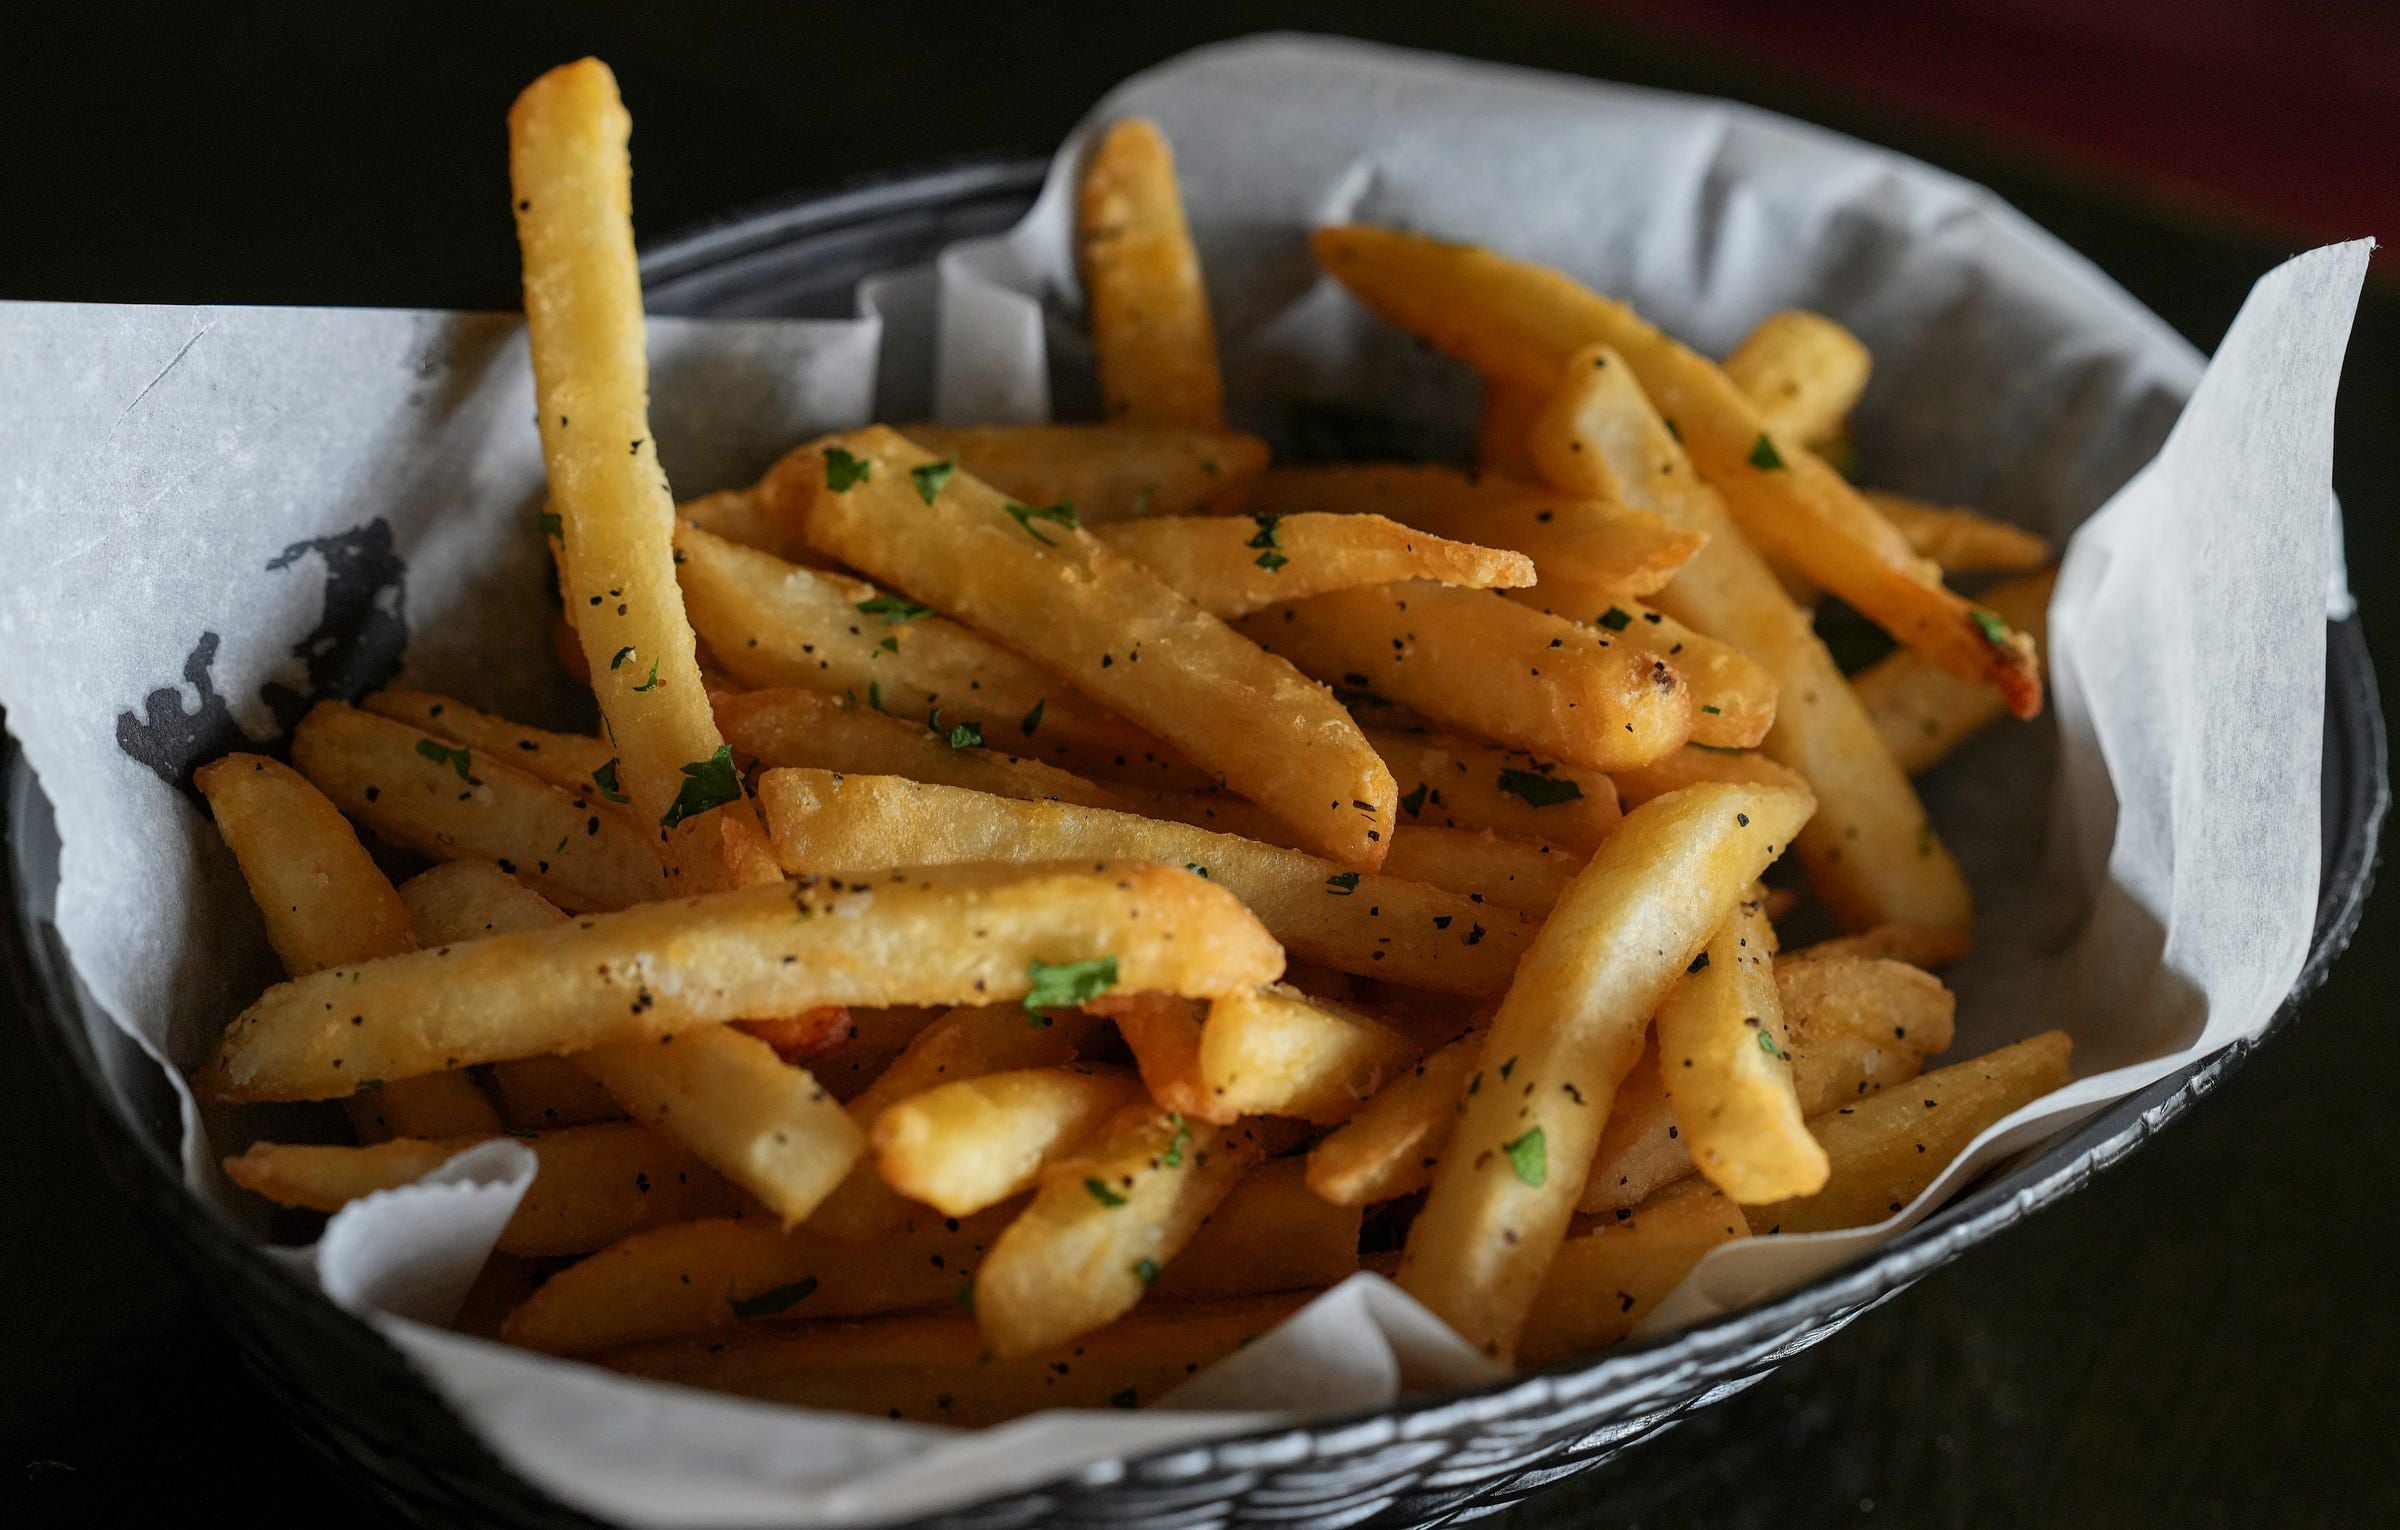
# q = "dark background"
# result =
<box><xmin>3</xmin><ymin>3</ymin><xmax>2393</xmax><ymax>1525</ymax></box>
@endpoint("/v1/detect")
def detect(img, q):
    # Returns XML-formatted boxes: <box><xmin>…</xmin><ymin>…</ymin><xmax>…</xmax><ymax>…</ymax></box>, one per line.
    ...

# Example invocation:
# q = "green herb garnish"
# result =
<box><xmin>1496</xmin><ymin>769</ymin><xmax>1581</xmax><ymax>807</ymax></box>
<box><xmin>1399</xmin><ymin>782</ymin><xmax>1430</xmax><ymax>817</ymax></box>
<box><xmin>590</xmin><ymin>758</ymin><xmax>629</xmax><ymax>804</ymax></box>
<box><xmin>1248</xmin><ymin>514</ymin><xmax>1287</xmax><ymax>572</ymax></box>
<box><xmin>661</xmin><ymin>745</ymin><xmax>740</xmax><ymax>829</ymax></box>
<box><xmin>822</xmin><ymin>445</ymin><xmax>871</xmax><ymax>491</ymax></box>
<box><xmin>414</xmin><ymin>739</ymin><xmax>472</xmax><ymax>781</ymax></box>
<box><xmin>1003</xmin><ymin>500</ymin><xmax>1079</xmax><ymax>545</ymax></box>
<box><xmin>1597</xmin><ymin>607</ymin><xmax>1634</xmax><ymax>632</ymax></box>
<box><xmin>1084</xmin><ymin>1177</ymin><xmax>1127</xmax><ymax>1208</ymax></box>
<box><xmin>1503</xmin><ymin>1126</ymin><xmax>1547</xmax><ymax>1187</ymax></box>
<box><xmin>1970</xmin><ymin>610</ymin><xmax>2008</xmax><ymax>645</ymax></box>
<box><xmin>1162</xmin><ymin>1113</ymin><xmax>1190</xmax><ymax>1169</ymax></box>
<box><xmin>1324</xmin><ymin>871</ymin><xmax>1361</xmax><ymax>896</ymax></box>
<box><xmin>632</xmin><ymin>659</ymin><xmax>662</xmax><ymax>693</ymax></box>
<box><xmin>857</xmin><ymin>595</ymin><xmax>934</xmax><ymax>623</ymax></box>
<box><xmin>1024</xmin><ymin>954</ymin><xmax>1118</xmax><ymax>1014</ymax></box>
<box><xmin>1748</xmin><ymin>434</ymin><xmax>1786</xmax><ymax>471</ymax></box>
<box><xmin>910</xmin><ymin>459</ymin><xmax>954</xmax><ymax>505</ymax></box>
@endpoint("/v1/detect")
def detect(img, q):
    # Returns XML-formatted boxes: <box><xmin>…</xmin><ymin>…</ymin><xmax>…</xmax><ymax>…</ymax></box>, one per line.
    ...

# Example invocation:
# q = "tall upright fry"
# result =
<box><xmin>1078</xmin><ymin>119</ymin><xmax>1223</xmax><ymax>428</ymax></box>
<box><xmin>508</xmin><ymin>58</ymin><xmax>774</xmax><ymax>891</ymax></box>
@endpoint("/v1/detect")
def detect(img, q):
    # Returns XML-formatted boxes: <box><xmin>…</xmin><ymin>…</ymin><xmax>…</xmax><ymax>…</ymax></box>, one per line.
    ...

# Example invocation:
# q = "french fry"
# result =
<box><xmin>501</xmin><ymin>1205</ymin><xmax>1017</xmax><ymax>1355</ymax></box>
<box><xmin>1240</xmin><ymin>583</ymin><xmax>1693</xmax><ymax>772</ymax></box>
<box><xmin>678</xmin><ymin>486</ymin><xmax>812</xmax><ymax>563</ymax></box>
<box><xmin>196</xmin><ymin>754</ymin><xmax>502</xmax><ymax>1142</ymax></box>
<box><xmin>222</xmin><ymin>1122</ymin><xmax>747</xmax><ymax>1257</ymax></box>
<box><xmin>1580</xmin><ymin>954</ymin><xmax>1955</xmax><ymax>1214</ymax></box>
<box><xmin>201</xmin><ymin>860</ymin><xmax>1282</xmax><ymax>1102</ymax></box>
<box><xmin>1078</xmin><ymin>119</ymin><xmax>1223</xmax><ymax>428</ymax></box>
<box><xmin>1479</xmin><ymin>379</ymin><xmax>1549</xmax><ymax>478</ymax></box>
<box><xmin>1154</xmin><ymin>1159</ymin><xmax>1361</xmax><ymax>1298</ymax></box>
<box><xmin>755</xmin><ymin>768</ymin><xmax>1529</xmax><ymax>995</ymax></box>
<box><xmin>898</xmin><ymin>424</ymin><xmax>1266</xmax><ymax>522</ymax></box>
<box><xmin>290</xmin><ymin>701</ymin><xmax>670</xmax><ymax>914</ymax></box>
<box><xmin>508</xmin><ymin>59</ymin><xmax>776</xmax><ymax>891</ymax></box>
<box><xmin>1092</xmin><ymin>512</ymin><xmax>1534</xmax><ymax>617</ymax></box>
<box><xmin>1786</xmin><ymin>923</ymin><xmax>1973</xmax><ymax>970</ymax></box>
<box><xmin>1856</xmin><ymin>569</ymin><xmax>2057</xmax><ymax>775</ymax></box>
<box><xmin>873</xmin><ymin>1065</ymin><xmax>1143</xmax><ymax>1217</ymax></box>
<box><xmin>1650</xmin><ymin>894</ymin><xmax>1826</xmax><ymax>1203</ymax></box>
<box><xmin>1375</xmin><ymin>826</ymin><xmax>1584</xmax><ymax>916</ymax></box>
<box><xmin>603</xmin><ymin>1297</ymin><xmax>1304</xmax><ymax>1424</ymax></box>
<box><xmin>1866</xmin><ymin>492</ymin><xmax>2053</xmax><ymax>576</ymax></box>
<box><xmin>1250</xmin><ymin>465</ymin><xmax>1701</xmax><ymax>602</ymax></box>
<box><xmin>365</xmin><ymin>691</ymin><xmax>613</xmax><ymax>802</ymax></box>
<box><xmin>1609</xmin><ymin>743</ymin><xmax>1811</xmax><ymax>808</ymax></box>
<box><xmin>1305</xmin><ymin>1029</ymin><xmax>1481</xmax><ymax>1206</ymax></box>
<box><xmin>1363</xmin><ymin>727</ymin><xmax>1622</xmax><ymax>854</ymax></box>
<box><xmin>480</xmin><ymin>1054</ymin><xmax>625</xmax><ymax>1131</ymax></box>
<box><xmin>1723</xmin><ymin>309</ymin><xmax>1871</xmax><ymax>446</ymax></box>
<box><xmin>713</xmin><ymin>686</ymin><xmax>1127</xmax><ymax>810</ymax></box>
<box><xmin>1532</xmin><ymin>341</ymin><xmax>1973</xmax><ymax>932</ymax></box>
<box><xmin>1198</xmin><ymin>983</ymin><xmax>1426</xmax><ymax>1124</ymax></box>
<box><xmin>777</xmin><ymin>428</ymin><xmax>1396</xmax><ymax>866</ymax></box>
<box><xmin>974</xmin><ymin>1104</ymin><xmax>1269</xmax><ymax>1355</ymax></box>
<box><xmin>1500</xmin><ymin>590</ymin><xmax>1776</xmax><ymax>749</ymax></box>
<box><xmin>1312</xmin><ymin>226</ymin><xmax>2041</xmax><ymax>716</ymax></box>
<box><xmin>1399</xmin><ymin>782</ymin><xmax>1813</xmax><ymax>1359</ymax></box>
<box><xmin>676</xmin><ymin>523</ymin><xmax>1184</xmax><ymax>783</ymax></box>
<box><xmin>1516</xmin><ymin>1181</ymin><xmax>1746</xmax><ymax>1365</ymax></box>
<box><xmin>1747</xmin><ymin>1030</ymin><xmax>2073</xmax><ymax>1236</ymax></box>
<box><xmin>808</xmin><ymin>1006</ymin><xmax>949</xmax><ymax>1102</ymax></box>
<box><xmin>1095</xmin><ymin>993</ymin><xmax>1214</xmax><ymax>1121</ymax></box>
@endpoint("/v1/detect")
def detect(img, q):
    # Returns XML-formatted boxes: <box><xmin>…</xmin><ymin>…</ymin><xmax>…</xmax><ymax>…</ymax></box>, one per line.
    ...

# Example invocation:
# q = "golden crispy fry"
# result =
<box><xmin>1375</xmin><ymin>826</ymin><xmax>1584</xmax><ymax>916</ymax></box>
<box><xmin>1651</xmin><ymin>894</ymin><xmax>1825</xmax><ymax>1203</ymax></box>
<box><xmin>1866</xmin><ymin>492</ymin><xmax>2053</xmax><ymax>576</ymax></box>
<box><xmin>1362</xmin><ymin>727</ymin><xmax>1621</xmax><ymax>854</ymax></box>
<box><xmin>222</xmin><ymin>1122</ymin><xmax>747</xmax><ymax>1257</ymax></box>
<box><xmin>678</xmin><ymin>487</ymin><xmax>813</xmax><ymax>563</ymax></box>
<box><xmin>1748</xmin><ymin>1030</ymin><xmax>2072</xmax><ymax>1235</ymax></box>
<box><xmin>1723</xmin><ymin>309</ymin><xmax>1871</xmax><ymax>446</ymax></box>
<box><xmin>778</xmin><ymin>429</ymin><xmax>1395</xmax><ymax>865</ymax></box>
<box><xmin>1499</xmin><ymin>590</ymin><xmax>1775</xmax><ymax>749</ymax></box>
<box><xmin>756</xmin><ymin>768</ymin><xmax>1528</xmax><ymax>995</ymax></box>
<box><xmin>975</xmin><ymin>1104</ymin><xmax>1268</xmax><ymax>1355</ymax></box>
<box><xmin>714</xmin><ymin>687</ymin><xmax>1126</xmax><ymax>810</ymax></box>
<box><xmin>898</xmin><ymin>425</ymin><xmax>1266</xmax><ymax>522</ymax></box>
<box><xmin>1250</xmin><ymin>465</ymin><xmax>1701</xmax><ymax>602</ymax></box>
<box><xmin>1580</xmin><ymin>954</ymin><xmax>1956</xmax><ymax>1214</ymax></box>
<box><xmin>872</xmin><ymin>1064</ymin><xmax>1143</xmax><ymax>1217</ymax></box>
<box><xmin>1786</xmin><ymin>923</ymin><xmax>1973</xmax><ymax>970</ymax></box>
<box><xmin>1079</xmin><ymin>119</ymin><xmax>1223</xmax><ymax>428</ymax></box>
<box><xmin>1399</xmin><ymin>782</ymin><xmax>1813</xmax><ymax>1359</ymax></box>
<box><xmin>508</xmin><ymin>59</ymin><xmax>774</xmax><ymax>891</ymax></box>
<box><xmin>1155</xmin><ymin>1159</ymin><xmax>1361</xmax><ymax>1298</ymax></box>
<box><xmin>1533</xmin><ymin>341</ymin><xmax>1972</xmax><ymax>932</ymax></box>
<box><xmin>1198</xmin><ymin>983</ymin><xmax>1426</xmax><ymax>1124</ymax></box>
<box><xmin>1095</xmin><ymin>992</ymin><xmax>1215</xmax><ymax>1120</ymax></box>
<box><xmin>1517</xmin><ymin>1181</ymin><xmax>1745</xmax><ymax>1365</ymax></box>
<box><xmin>365</xmin><ymin>691</ymin><xmax>613</xmax><ymax>802</ymax></box>
<box><xmin>290</xmin><ymin>702</ymin><xmax>669</xmax><ymax>914</ymax></box>
<box><xmin>1609</xmin><ymin>743</ymin><xmax>1811</xmax><ymax>808</ymax></box>
<box><xmin>1479</xmin><ymin>379</ymin><xmax>1549</xmax><ymax>478</ymax></box>
<box><xmin>1312</xmin><ymin>226</ymin><xmax>2041</xmax><ymax>716</ymax></box>
<box><xmin>602</xmin><ymin>1296</ymin><xmax>1304</xmax><ymax>1424</ymax></box>
<box><xmin>1856</xmin><ymin>568</ymin><xmax>2057</xmax><ymax>774</ymax></box>
<box><xmin>201</xmin><ymin>861</ymin><xmax>1281</xmax><ymax>1102</ymax></box>
<box><xmin>1304</xmin><ymin>1028</ymin><xmax>1481</xmax><ymax>1206</ymax></box>
<box><xmin>1092</xmin><ymin>512</ymin><xmax>1534</xmax><ymax>618</ymax></box>
<box><xmin>1240</xmin><ymin>583</ymin><xmax>1692</xmax><ymax>772</ymax></box>
<box><xmin>502</xmin><ymin>1205</ymin><xmax>1017</xmax><ymax>1355</ymax></box>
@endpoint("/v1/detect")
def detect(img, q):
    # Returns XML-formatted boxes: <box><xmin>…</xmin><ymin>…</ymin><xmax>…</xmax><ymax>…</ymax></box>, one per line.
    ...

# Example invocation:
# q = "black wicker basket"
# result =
<box><xmin>3</xmin><ymin>158</ymin><xmax>2387</xmax><ymax>1530</ymax></box>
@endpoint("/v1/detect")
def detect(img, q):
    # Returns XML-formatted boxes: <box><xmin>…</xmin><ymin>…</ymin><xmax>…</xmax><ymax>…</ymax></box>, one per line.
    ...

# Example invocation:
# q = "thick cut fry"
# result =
<box><xmin>1155</xmin><ymin>1159</ymin><xmax>1361</xmax><ymax>1298</ymax></box>
<box><xmin>1479</xmin><ymin>379</ymin><xmax>1548</xmax><ymax>478</ymax></box>
<box><xmin>1516</xmin><ymin>1182</ymin><xmax>1746</xmax><ymax>1365</ymax></box>
<box><xmin>678</xmin><ymin>487</ymin><xmax>811</xmax><ymax>562</ymax></box>
<box><xmin>291</xmin><ymin>702</ymin><xmax>669</xmax><ymax>914</ymax></box>
<box><xmin>714</xmin><ymin>686</ymin><xmax>1126</xmax><ymax>810</ymax></box>
<box><xmin>1610</xmin><ymin>744</ymin><xmax>1811</xmax><ymax>808</ymax></box>
<box><xmin>365</xmin><ymin>691</ymin><xmax>613</xmax><ymax>802</ymax></box>
<box><xmin>756</xmin><ymin>769</ymin><xmax>1527</xmax><ymax>995</ymax></box>
<box><xmin>1312</xmin><ymin>226</ymin><xmax>2041</xmax><ymax>716</ymax></box>
<box><xmin>1363</xmin><ymin>728</ymin><xmax>1621</xmax><ymax>854</ymax></box>
<box><xmin>1651</xmin><ymin>895</ymin><xmax>1825</xmax><ymax>1203</ymax></box>
<box><xmin>1748</xmin><ymin>1031</ymin><xmax>2073</xmax><ymax>1236</ymax></box>
<box><xmin>1199</xmin><ymin>984</ymin><xmax>1426</xmax><ymax>1124</ymax></box>
<box><xmin>1857</xmin><ymin>569</ymin><xmax>2058</xmax><ymax>774</ymax></box>
<box><xmin>1581</xmin><ymin>954</ymin><xmax>1956</xmax><ymax>1214</ymax></box>
<box><xmin>509</xmin><ymin>59</ymin><xmax>773</xmax><ymax>891</ymax></box>
<box><xmin>1305</xmin><ymin>1029</ymin><xmax>1481</xmax><ymax>1206</ymax></box>
<box><xmin>1532</xmin><ymin>341</ymin><xmax>1971</xmax><ymax>932</ymax></box>
<box><xmin>481</xmin><ymin>1055</ymin><xmax>625</xmax><ymax>1131</ymax></box>
<box><xmin>1723</xmin><ymin>310</ymin><xmax>1871</xmax><ymax>446</ymax></box>
<box><xmin>222</xmin><ymin>1123</ymin><xmax>746</xmax><ymax>1257</ymax></box>
<box><xmin>873</xmin><ymin>1065</ymin><xmax>1143</xmax><ymax>1217</ymax></box>
<box><xmin>502</xmin><ymin>1206</ymin><xmax>1016</xmax><ymax>1355</ymax></box>
<box><xmin>1079</xmin><ymin>119</ymin><xmax>1222</xmax><ymax>428</ymax></box>
<box><xmin>1399</xmin><ymin>783</ymin><xmax>1813</xmax><ymax>1359</ymax></box>
<box><xmin>898</xmin><ymin>425</ymin><xmax>1266</xmax><ymax>522</ymax></box>
<box><xmin>975</xmin><ymin>1105</ymin><xmax>1268</xmax><ymax>1355</ymax></box>
<box><xmin>1251</xmin><ymin>465</ymin><xmax>1701</xmax><ymax>603</ymax></box>
<box><xmin>603</xmin><ymin>1298</ymin><xmax>1303</xmax><ymax>1424</ymax></box>
<box><xmin>1501</xmin><ymin>590</ymin><xmax>1775</xmax><ymax>749</ymax></box>
<box><xmin>1787</xmin><ymin>924</ymin><xmax>1972</xmax><ymax>970</ymax></box>
<box><xmin>1096</xmin><ymin>993</ymin><xmax>1214</xmax><ymax>1121</ymax></box>
<box><xmin>778</xmin><ymin>429</ymin><xmax>1395</xmax><ymax>865</ymax></box>
<box><xmin>1092</xmin><ymin>512</ymin><xmax>1534</xmax><ymax>618</ymax></box>
<box><xmin>1375</xmin><ymin>827</ymin><xmax>1584</xmax><ymax>916</ymax></box>
<box><xmin>1241</xmin><ymin>582</ymin><xmax>1692</xmax><ymax>772</ymax></box>
<box><xmin>202</xmin><ymin>861</ymin><xmax>1281</xmax><ymax>1102</ymax></box>
<box><xmin>1866</xmin><ymin>492</ymin><xmax>2053</xmax><ymax>575</ymax></box>
<box><xmin>676</xmin><ymin>523</ymin><xmax>1183</xmax><ymax>783</ymax></box>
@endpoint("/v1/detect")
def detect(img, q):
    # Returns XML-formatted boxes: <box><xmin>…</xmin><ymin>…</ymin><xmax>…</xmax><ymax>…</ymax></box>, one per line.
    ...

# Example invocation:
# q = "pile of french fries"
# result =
<box><xmin>195</xmin><ymin>59</ymin><xmax>2076</xmax><ymax>1419</ymax></box>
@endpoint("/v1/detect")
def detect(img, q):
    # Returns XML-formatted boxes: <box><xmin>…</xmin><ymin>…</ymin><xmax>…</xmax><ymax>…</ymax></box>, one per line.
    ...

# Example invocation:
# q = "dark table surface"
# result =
<box><xmin>4</xmin><ymin>4</ymin><xmax>2394</xmax><ymax>1526</ymax></box>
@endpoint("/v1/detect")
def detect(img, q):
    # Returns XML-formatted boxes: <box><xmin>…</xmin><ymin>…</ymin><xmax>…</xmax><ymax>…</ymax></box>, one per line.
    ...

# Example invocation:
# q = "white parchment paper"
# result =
<box><xmin>0</xmin><ymin>34</ymin><xmax>2368</xmax><ymax>1528</ymax></box>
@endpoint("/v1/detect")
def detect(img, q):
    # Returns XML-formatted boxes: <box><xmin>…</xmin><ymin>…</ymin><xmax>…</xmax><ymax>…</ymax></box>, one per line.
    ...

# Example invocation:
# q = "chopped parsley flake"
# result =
<box><xmin>1399</xmin><ymin>782</ymin><xmax>1430</xmax><ymax>816</ymax></box>
<box><xmin>910</xmin><ymin>459</ymin><xmax>954</xmax><ymax>505</ymax></box>
<box><xmin>1024</xmin><ymin>954</ymin><xmax>1118</xmax><ymax>1014</ymax></box>
<box><xmin>1248</xmin><ymin>514</ymin><xmax>1286</xmax><ymax>572</ymax></box>
<box><xmin>1184</xmin><ymin>862</ymin><xmax>1210</xmax><ymax>879</ymax></box>
<box><xmin>632</xmin><ymin>659</ymin><xmax>662</xmax><ymax>693</ymax></box>
<box><xmin>1970</xmin><ymin>610</ymin><xmax>2009</xmax><ymax>645</ymax></box>
<box><xmin>1162</xmin><ymin>1113</ymin><xmax>1191</xmax><ymax>1169</ymax></box>
<box><xmin>1133</xmin><ymin>1257</ymin><xmax>1160</xmax><ymax>1286</ymax></box>
<box><xmin>1084</xmin><ymin>1177</ymin><xmax>1127</xmax><ymax>1208</ymax></box>
<box><xmin>609</xmin><ymin>645</ymin><xmax>635</xmax><ymax>671</ymax></box>
<box><xmin>590</xmin><ymin>758</ymin><xmax>629</xmax><ymax>804</ymax></box>
<box><xmin>661</xmin><ymin>745</ymin><xmax>740</xmax><ymax>829</ymax></box>
<box><xmin>1497</xmin><ymin>768</ymin><xmax>1582</xmax><ymax>807</ymax></box>
<box><xmin>1597</xmin><ymin>607</ymin><xmax>1634</xmax><ymax>632</ymax></box>
<box><xmin>857</xmin><ymin>595</ymin><xmax>934</xmax><ymax>623</ymax></box>
<box><xmin>1758</xmin><ymin>1030</ymin><xmax>1784</xmax><ymax>1060</ymax></box>
<box><xmin>822</xmin><ymin>445</ymin><xmax>872</xmax><ymax>491</ymax></box>
<box><xmin>414</xmin><ymin>739</ymin><xmax>472</xmax><ymax>781</ymax></box>
<box><xmin>1324</xmin><ymin>871</ymin><xmax>1361</xmax><ymax>896</ymax></box>
<box><xmin>1003</xmin><ymin>500</ymin><xmax>1079</xmax><ymax>545</ymax></box>
<box><xmin>1748</xmin><ymin>434</ymin><xmax>1786</xmax><ymax>471</ymax></box>
<box><xmin>1504</xmin><ymin>1126</ymin><xmax>1547</xmax><ymax>1187</ymax></box>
